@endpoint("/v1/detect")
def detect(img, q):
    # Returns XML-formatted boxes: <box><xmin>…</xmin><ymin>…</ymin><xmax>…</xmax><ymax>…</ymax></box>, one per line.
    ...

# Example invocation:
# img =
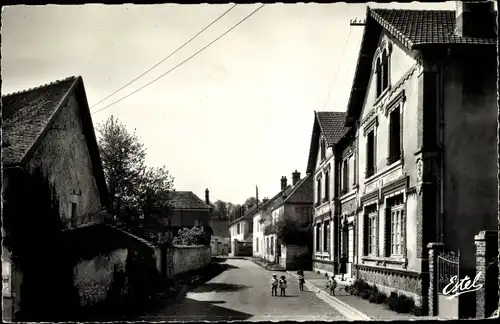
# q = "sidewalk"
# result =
<box><xmin>249</xmin><ymin>257</ymin><xmax>286</xmax><ymax>272</ymax></box>
<box><xmin>288</xmin><ymin>270</ymin><xmax>435</xmax><ymax>321</ymax></box>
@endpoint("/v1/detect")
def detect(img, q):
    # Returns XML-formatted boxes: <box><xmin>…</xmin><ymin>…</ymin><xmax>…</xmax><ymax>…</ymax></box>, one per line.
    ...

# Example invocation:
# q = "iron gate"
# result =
<box><xmin>437</xmin><ymin>249</ymin><xmax>460</xmax><ymax>294</ymax></box>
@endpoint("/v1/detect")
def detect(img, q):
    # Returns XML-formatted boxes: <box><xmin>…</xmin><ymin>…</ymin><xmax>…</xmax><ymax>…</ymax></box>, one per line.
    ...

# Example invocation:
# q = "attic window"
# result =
<box><xmin>320</xmin><ymin>137</ymin><xmax>326</xmax><ymax>160</ymax></box>
<box><xmin>375</xmin><ymin>48</ymin><xmax>390</xmax><ymax>99</ymax></box>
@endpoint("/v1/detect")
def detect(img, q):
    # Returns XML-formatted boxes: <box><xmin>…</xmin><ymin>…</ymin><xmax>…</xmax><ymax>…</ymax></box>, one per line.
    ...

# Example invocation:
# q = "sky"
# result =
<box><xmin>1</xmin><ymin>2</ymin><xmax>456</xmax><ymax>204</ymax></box>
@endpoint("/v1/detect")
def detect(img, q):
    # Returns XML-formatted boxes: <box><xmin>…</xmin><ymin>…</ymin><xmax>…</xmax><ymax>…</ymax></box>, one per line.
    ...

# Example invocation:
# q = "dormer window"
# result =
<box><xmin>320</xmin><ymin>137</ymin><xmax>326</xmax><ymax>160</ymax></box>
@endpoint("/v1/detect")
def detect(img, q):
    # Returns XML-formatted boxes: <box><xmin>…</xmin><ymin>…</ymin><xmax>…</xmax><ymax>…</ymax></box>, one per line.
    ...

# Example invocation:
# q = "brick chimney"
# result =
<box><xmin>292</xmin><ymin>170</ymin><xmax>301</xmax><ymax>186</ymax></box>
<box><xmin>205</xmin><ymin>188</ymin><xmax>210</xmax><ymax>205</ymax></box>
<box><xmin>455</xmin><ymin>1</ymin><xmax>497</xmax><ymax>38</ymax></box>
<box><xmin>281</xmin><ymin>176</ymin><xmax>287</xmax><ymax>192</ymax></box>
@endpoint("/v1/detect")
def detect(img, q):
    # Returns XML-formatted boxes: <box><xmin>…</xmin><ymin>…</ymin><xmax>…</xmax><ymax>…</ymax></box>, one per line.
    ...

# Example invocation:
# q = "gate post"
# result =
<box><xmin>427</xmin><ymin>242</ymin><xmax>445</xmax><ymax>316</ymax></box>
<box><xmin>475</xmin><ymin>230</ymin><xmax>499</xmax><ymax>319</ymax></box>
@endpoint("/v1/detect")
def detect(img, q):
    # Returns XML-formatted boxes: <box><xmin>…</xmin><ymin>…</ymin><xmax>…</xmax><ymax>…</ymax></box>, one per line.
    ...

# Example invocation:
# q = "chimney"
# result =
<box><xmin>455</xmin><ymin>1</ymin><xmax>496</xmax><ymax>38</ymax></box>
<box><xmin>281</xmin><ymin>176</ymin><xmax>287</xmax><ymax>192</ymax></box>
<box><xmin>292</xmin><ymin>170</ymin><xmax>301</xmax><ymax>186</ymax></box>
<box><xmin>263</xmin><ymin>197</ymin><xmax>269</xmax><ymax>204</ymax></box>
<box><xmin>205</xmin><ymin>188</ymin><xmax>210</xmax><ymax>205</ymax></box>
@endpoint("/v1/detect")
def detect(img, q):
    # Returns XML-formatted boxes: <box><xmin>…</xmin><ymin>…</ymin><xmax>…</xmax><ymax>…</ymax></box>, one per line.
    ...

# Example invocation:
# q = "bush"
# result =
<box><xmin>385</xmin><ymin>291</ymin><xmax>415</xmax><ymax>314</ymax></box>
<box><xmin>275</xmin><ymin>217</ymin><xmax>312</xmax><ymax>246</ymax></box>
<box><xmin>173</xmin><ymin>226</ymin><xmax>210</xmax><ymax>246</ymax></box>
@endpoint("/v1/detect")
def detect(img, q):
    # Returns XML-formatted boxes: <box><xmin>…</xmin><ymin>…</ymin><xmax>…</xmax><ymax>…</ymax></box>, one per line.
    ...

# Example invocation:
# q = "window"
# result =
<box><xmin>71</xmin><ymin>202</ymin><xmax>77</xmax><ymax>219</ymax></box>
<box><xmin>376</xmin><ymin>57</ymin><xmax>382</xmax><ymax>97</ymax></box>
<box><xmin>389</xmin><ymin>195</ymin><xmax>405</xmax><ymax>256</ymax></box>
<box><xmin>316</xmin><ymin>178</ymin><xmax>322</xmax><ymax>205</ymax></box>
<box><xmin>316</xmin><ymin>223</ymin><xmax>321</xmax><ymax>252</ymax></box>
<box><xmin>382</xmin><ymin>50</ymin><xmax>389</xmax><ymax>90</ymax></box>
<box><xmin>237</xmin><ymin>223</ymin><xmax>240</xmax><ymax>235</ymax></box>
<box><xmin>320</xmin><ymin>137</ymin><xmax>326</xmax><ymax>160</ymax></box>
<box><xmin>2</xmin><ymin>261</ymin><xmax>11</xmax><ymax>296</ymax></box>
<box><xmin>366</xmin><ymin>130</ymin><xmax>376</xmax><ymax>177</ymax></box>
<box><xmin>342</xmin><ymin>159</ymin><xmax>349</xmax><ymax>194</ymax></box>
<box><xmin>324</xmin><ymin>169</ymin><xmax>330</xmax><ymax>201</ymax></box>
<box><xmin>271</xmin><ymin>236</ymin><xmax>274</xmax><ymax>255</ymax></box>
<box><xmin>388</xmin><ymin>106</ymin><xmax>401</xmax><ymax>164</ymax></box>
<box><xmin>256</xmin><ymin>239</ymin><xmax>259</xmax><ymax>252</ymax></box>
<box><xmin>363</xmin><ymin>205</ymin><xmax>377</xmax><ymax>256</ymax></box>
<box><xmin>323</xmin><ymin>220</ymin><xmax>330</xmax><ymax>252</ymax></box>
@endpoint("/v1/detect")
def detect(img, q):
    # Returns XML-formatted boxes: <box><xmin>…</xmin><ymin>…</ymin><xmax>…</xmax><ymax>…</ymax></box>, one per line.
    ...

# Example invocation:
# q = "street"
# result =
<box><xmin>140</xmin><ymin>258</ymin><xmax>346</xmax><ymax>321</ymax></box>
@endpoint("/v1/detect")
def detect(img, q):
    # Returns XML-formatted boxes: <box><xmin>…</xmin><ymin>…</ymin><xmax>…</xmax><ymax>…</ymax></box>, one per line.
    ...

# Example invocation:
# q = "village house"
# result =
<box><xmin>306</xmin><ymin>111</ymin><xmax>351</xmax><ymax>276</ymax></box>
<box><xmin>229</xmin><ymin>204</ymin><xmax>255</xmax><ymax>256</ymax></box>
<box><xmin>2</xmin><ymin>76</ymin><xmax>110</xmax><ymax>320</ymax></box>
<box><xmin>169</xmin><ymin>189</ymin><xmax>212</xmax><ymax>237</ymax></box>
<box><xmin>263</xmin><ymin>172</ymin><xmax>313</xmax><ymax>270</ymax></box>
<box><xmin>210</xmin><ymin>219</ymin><xmax>230</xmax><ymax>255</ymax></box>
<box><xmin>252</xmin><ymin>197</ymin><xmax>270</xmax><ymax>259</ymax></box>
<box><xmin>344</xmin><ymin>1</ymin><xmax>497</xmax><ymax>316</ymax></box>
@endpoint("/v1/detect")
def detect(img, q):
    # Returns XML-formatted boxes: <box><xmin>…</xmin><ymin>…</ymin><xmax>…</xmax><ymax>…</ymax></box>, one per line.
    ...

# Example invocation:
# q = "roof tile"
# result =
<box><xmin>171</xmin><ymin>191</ymin><xmax>210</xmax><ymax>209</ymax></box>
<box><xmin>316</xmin><ymin>111</ymin><xmax>350</xmax><ymax>147</ymax></box>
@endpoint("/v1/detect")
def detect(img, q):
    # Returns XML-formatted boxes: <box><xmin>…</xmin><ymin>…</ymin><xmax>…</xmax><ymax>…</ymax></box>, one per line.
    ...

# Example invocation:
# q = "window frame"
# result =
<box><xmin>316</xmin><ymin>176</ymin><xmax>322</xmax><ymax>205</ymax></box>
<box><xmin>366</xmin><ymin>129</ymin><xmax>376</xmax><ymax>178</ymax></box>
<box><xmin>320</xmin><ymin>137</ymin><xmax>326</xmax><ymax>161</ymax></box>
<box><xmin>315</xmin><ymin>223</ymin><xmax>321</xmax><ymax>252</ymax></box>
<box><xmin>388</xmin><ymin>195</ymin><xmax>405</xmax><ymax>257</ymax></box>
<box><xmin>323</xmin><ymin>220</ymin><xmax>330</xmax><ymax>252</ymax></box>
<box><xmin>324</xmin><ymin>169</ymin><xmax>330</xmax><ymax>201</ymax></box>
<box><xmin>388</xmin><ymin>105</ymin><xmax>402</xmax><ymax>165</ymax></box>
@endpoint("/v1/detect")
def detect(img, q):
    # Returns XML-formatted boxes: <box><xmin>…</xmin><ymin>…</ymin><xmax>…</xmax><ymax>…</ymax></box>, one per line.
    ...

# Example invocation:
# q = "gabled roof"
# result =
<box><xmin>346</xmin><ymin>7</ymin><xmax>497</xmax><ymax>126</ymax></box>
<box><xmin>283</xmin><ymin>175</ymin><xmax>313</xmax><ymax>205</ymax></box>
<box><xmin>211</xmin><ymin>220</ymin><xmax>230</xmax><ymax>238</ymax></box>
<box><xmin>171</xmin><ymin>191</ymin><xmax>210</xmax><ymax>210</ymax></box>
<box><xmin>2</xmin><ymin>76</ymin><xmax>109</xmax><ymax>207</ymax></box>
<box><xmin>306</xmin><ymin>111</ymin><xmax>350</xmax><ymax>174</ymax></box>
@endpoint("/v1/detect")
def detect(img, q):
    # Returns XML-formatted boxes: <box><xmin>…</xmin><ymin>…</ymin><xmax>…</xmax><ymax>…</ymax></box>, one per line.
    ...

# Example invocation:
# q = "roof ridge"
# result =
<box><xmin>2</xmin><ymin>76</ymin><xmax>80</xmax><ymax>98</ymax></box>
<box><xmin>283</xmin><ymin>175</ymin><xmax>310</xmax><ymax>203</ymax></box>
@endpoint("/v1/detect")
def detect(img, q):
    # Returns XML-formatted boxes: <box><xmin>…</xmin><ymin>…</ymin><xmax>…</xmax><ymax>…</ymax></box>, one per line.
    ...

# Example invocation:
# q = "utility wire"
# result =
<box><xmin>90</xmin><ymin>3</ymin><xmax>238</xmax><ymax>109</ymax></box>
<box><xmin>322</xmin><ymin>25</ymin><xmax>353</xmax><ymax>111</ymax></box>
<box><xmin>92</xmin><ymin>4</ymin><xmax>265</xmax><ymax>115</ymax></box>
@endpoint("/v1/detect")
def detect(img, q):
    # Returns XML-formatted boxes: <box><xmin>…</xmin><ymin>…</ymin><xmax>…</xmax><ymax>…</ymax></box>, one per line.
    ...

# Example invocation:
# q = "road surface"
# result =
<box><xmin>140</xmin><ymin>258</ymin><xmax>346</xmax><ymax>321</ymax></box>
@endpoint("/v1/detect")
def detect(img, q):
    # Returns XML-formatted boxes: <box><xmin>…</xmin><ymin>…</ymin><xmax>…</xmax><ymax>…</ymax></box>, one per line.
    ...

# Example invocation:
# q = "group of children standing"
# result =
<box><xmin>270</xmin><ymin>270</ymin><xmax>338</xmax><ymax>296</ymax></box>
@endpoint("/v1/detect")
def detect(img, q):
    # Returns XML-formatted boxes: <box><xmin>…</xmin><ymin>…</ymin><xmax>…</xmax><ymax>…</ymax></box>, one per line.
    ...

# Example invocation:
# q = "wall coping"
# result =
<box><xmin>426</xmin><ymin>242</ymin><xmax>445</xmax><ymax>249</ymax></box>
<box><xmin>474</xmin><ymin>230</ymin><xmax>499</xmax><ymax>241</ymax></box>
<box><xmin>173</xmin><ymin>244</ymin><xmax>210</xmax><ymax>249</ymax></box>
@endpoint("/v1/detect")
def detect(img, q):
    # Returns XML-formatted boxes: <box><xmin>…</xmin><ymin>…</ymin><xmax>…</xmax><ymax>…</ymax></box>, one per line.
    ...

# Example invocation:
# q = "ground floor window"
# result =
<box><xmin>323</xmin><ymin>220</ymin><xmax>330</xmax><ymax>252</ymax></box>
<box><xmin>256</xmin><ymin>238</ymin><xmax>259</xmax><ymax>252</ymax></box>
<box><xmin>364</xmin><ymin>204</ymin><xmax>377</xmax><ymax>256</ymax></box>
<box><xmin>270</xmin><ymin>236</ymin><xmax>274</xmax><ymax>255</ymax></box>
<box><xmin>388</xmin><ymin>194</ymin><xmax>405</xmax><ymax>257</ymax></box>
<box><xmin>315</xmin><ymin>223</ymin><xmax>321</xmax><ymax>252</ymax></box>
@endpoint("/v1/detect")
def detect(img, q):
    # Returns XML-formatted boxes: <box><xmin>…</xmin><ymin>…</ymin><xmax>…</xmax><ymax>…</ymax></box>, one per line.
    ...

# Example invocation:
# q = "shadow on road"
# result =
<box><xmin>193</xmin><ymin>282</ymin><xmax>249</xmax><ymax>293</ymax></box>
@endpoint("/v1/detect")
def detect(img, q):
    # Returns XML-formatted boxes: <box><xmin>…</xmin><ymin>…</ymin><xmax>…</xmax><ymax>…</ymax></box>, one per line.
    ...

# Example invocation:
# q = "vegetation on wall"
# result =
<box><xmin>173</xmin><ymin>226</ymin><xmax>210</xmax><ymax>246</ymax></box>
<box><xmin>275</xmin><ymin>216</ymin><xmax>312</xmax><ymax>246</ymax></box>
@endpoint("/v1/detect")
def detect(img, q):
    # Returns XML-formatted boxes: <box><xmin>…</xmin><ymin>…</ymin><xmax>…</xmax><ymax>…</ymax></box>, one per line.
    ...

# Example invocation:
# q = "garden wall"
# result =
<box><xmin>169</xmin><ymin>245</ymin><xmax>211</xmax><ymax>276</ymax></box>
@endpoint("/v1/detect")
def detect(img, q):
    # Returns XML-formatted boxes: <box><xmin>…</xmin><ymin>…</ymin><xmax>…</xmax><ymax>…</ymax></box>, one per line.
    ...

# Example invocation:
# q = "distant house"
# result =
<box><xmin>211</xmin><ymin>220</ymin><xmax>230</xmax><ymax>255</ymax></box>
<box><xmin>2</xmin><ymin>76</ymin><xmax>110</xmax><ymax>321</ymax></box>
<box><xmin>229</xmin><ymin>204</ymin><xmax>256</xmax><ymax>256</ymax></box>
<box><xmin>262</xmin><ymin>172</ymin><xmax>314</xmax><ymax>270</ymax></box>
<box><xmin>170</xmin><ymin>189</ymin><xmax>212</xmax><ymax>236</ymax></box>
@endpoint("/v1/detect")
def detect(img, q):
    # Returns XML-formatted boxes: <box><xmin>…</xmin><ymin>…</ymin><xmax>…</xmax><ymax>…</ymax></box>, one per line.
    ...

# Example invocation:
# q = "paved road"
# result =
<box><xmin>140</xmin><ymin>258</ymin><xmax>346</xmax><ymax>321</ymax></box>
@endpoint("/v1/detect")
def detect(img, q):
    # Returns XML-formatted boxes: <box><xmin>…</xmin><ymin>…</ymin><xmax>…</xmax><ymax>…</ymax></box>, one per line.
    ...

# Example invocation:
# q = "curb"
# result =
<box><xmin>287</xmin><ymin>271</ymin><xmax>371</xmax><ymax>321</ymax></box>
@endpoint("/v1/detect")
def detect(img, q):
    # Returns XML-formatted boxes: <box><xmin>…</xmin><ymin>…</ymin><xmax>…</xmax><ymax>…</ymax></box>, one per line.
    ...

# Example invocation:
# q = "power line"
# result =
<box><xmin>90</xmin><ymin>4</ymin><xmax>238</xmax><ymax>109</ymax></box>
<box><xmin>92</xmin><ymin>4</ymin><xmax>265</xmax><ymax>116</ymax></box>
<box><xmin>322</xmin><ymin>24</ymin><xmax>353</xmax><ymax>111</ymax></box>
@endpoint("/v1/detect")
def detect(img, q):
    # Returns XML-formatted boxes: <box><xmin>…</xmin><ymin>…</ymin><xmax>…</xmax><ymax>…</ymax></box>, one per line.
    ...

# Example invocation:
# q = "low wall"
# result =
<box><xmin>170</xmin><ymin>245</ymin><xmax>211</xmax><ymax>276</ymax></box>
<box><xmin>280</xmin><ymin>245</ymin><xmax>310</xmax><ymax>270</ymax></box>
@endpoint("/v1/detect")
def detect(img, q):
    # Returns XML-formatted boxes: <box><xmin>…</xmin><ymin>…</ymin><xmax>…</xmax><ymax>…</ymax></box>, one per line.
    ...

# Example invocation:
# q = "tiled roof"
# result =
<box><xmin>2</xmin><ymin>77</ymin><xmax>79</xmax><ymax>165</ymax></box>
<box><xmin>211</xmin><ymin>220</ymin><xmax>230</xmax><ymax>238</ymax></box>
<box><xmin>316</xmin><ymin>111</ymin><xmax>350</xmax><ymax>147</ymax></box>
<box><xmin>283</xmin><ymin>175</ymin><xmax>313</xmax><ymax>205</ymax></box>
<box><xmin>306</xmin><ymin>111</ymin><xmax>351</xmax><ymax>174</ymax></box>
<box><xmin>370</xmin><ymin>9</ymin><xmax>497</xmax><ymax>49</ymax></box>
<box><xmin>171</xmin><ymin>191</ymin><xmax>210</xmax><ymax>209</ymax></box>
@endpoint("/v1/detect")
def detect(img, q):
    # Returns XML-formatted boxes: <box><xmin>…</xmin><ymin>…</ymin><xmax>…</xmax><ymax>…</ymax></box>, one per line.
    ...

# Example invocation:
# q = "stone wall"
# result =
<box><xmin>475</xmin><ymin>230</ymin><xmax>499</xmax><ymax>319</ymax></box>
<box><xmin>169</xmin><ymin>245</ymin><xmax>211</xmax><ymax>276</ymax></box>
<box><xmin>280</xmin><ymin>244</ymin><xmax>310</xmax><ymax>270</ymax></box>
<box><xmin>356</xmin><ymin>264</ymin><xmax>424</xmax><ymax>306</ymax></box>
<box><xmin>313</xmin><ymin>258</ymin><xmax>336</xmax><ymax>274</ymax></box>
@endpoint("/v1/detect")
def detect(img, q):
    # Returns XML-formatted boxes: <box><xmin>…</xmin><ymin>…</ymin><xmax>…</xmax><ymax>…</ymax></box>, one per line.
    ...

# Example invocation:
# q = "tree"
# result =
<box><xmin>244</xmin><ymin>197</ymin><xmax>259</xmax><ymax>207</ymax></box>
<box><xmin>97</xmin><ymin>115</ymin><xmax>146</xmax><ymax>221</ymax></box>
<box><xmin>137</xmin><ymin>166</ymin><xmax>175</xmax><ymax>221</ymax></box>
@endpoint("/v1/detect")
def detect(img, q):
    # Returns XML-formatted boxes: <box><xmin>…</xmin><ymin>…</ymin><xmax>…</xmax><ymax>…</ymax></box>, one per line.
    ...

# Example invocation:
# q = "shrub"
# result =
<box><xmin>275</xmin><ymin>217</ymin><xmax>312</xmax><ymax>246</ymax></box>
<box><xmin>173</xmin><ymin>226</ymin><xmax>210</xmax><ymax>246</ymax></box>
<box><xmin>385</xmin><ymin>291</ymin><xmax>415</xmax><ymax>313</ymax></box>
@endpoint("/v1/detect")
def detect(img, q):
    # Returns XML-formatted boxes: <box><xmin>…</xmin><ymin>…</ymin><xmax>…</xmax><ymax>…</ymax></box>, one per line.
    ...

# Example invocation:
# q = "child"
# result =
<box><xmin>297</xmin><ymin>270</ymin><xmax>305</xmax><ymax>291</ymax></box>
<box><xmin>270</xmin><ymin>274</ymin><xmax>278</xmax><ymax>296</ymax></box>
<box><xmin>326</xmin><ymin>275</ymin><xmax>337</xmax><ymax>296</ymax></box>
<box><xmin>279</xmin><ymin>275</ymin><xmax>287</xmax><ymax>296</ymax></box>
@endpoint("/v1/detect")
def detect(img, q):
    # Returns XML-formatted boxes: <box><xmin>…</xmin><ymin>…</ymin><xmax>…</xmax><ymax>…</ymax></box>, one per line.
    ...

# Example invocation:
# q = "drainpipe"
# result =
<box><xmin>438</xmin><ymin>49</ymin><xmax>452</xmax><ymax>243</ymax></box>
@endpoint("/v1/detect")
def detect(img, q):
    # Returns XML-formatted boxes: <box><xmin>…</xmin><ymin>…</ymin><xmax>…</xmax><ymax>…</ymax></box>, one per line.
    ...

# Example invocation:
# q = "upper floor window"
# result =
<box><xmin>315</xmin><ymin>223</ymin><xmax>321</xmax><ymax>252</ymax></box>
<box><xmin>342</xmin><ymin>159</ymin><xmax>349</xmax><ymax>194</ymax></box>
<box><xmin>237</xmin><ymin>223</ymin><xmax>241</xmax><ymax>235</ymax></box>
<box><xmin>324</xmin><ymin>169</ymin><xmax>330</xmax><ymax>201</ymax></box>
<box><xmin>388</xmin><ymin>106</ymin><xmax>402</xmax><ymax>164</ymax></box>
<box><xmin>375</xmin><ymin>48</ymin><xmax>390</xmax><ymax>99</ymax></box>
<box><xmin>316</xmin><ymin>177</ymin><xmax>322</xmax><ymax>205</ymax></box>
<box><xmin>320</xmin><ymin>137</ymin><xmax>326</xmax><ymax>160</ymax></box>
<box><xmin>366</xmin><ymin>130</ymin><xmax>376</xmax><ymax>178</ymax></box>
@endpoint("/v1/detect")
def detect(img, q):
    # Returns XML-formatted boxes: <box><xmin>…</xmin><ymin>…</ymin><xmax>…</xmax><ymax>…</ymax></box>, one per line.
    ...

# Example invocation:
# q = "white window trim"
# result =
<box><xmin>390</xmin><ymin>203</ymin><xmax>405</xmax><ymax>257</ymax></box>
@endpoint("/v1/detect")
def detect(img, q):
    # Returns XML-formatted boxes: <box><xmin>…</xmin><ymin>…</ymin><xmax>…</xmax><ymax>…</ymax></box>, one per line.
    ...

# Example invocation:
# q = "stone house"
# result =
<box><xmin>306</xmin><ymin>111</ymin><xmax>351</xmax><ymax>276</ymax></box>
<box><xmin>210</xmin><ymin>219</ymin><xmax>230</xmax><ymax>255</ymax></box>
<box><xmin>2</xmin><ymin>76</ymin><xmax>110</xmax><ymax>320</ymax></box>
<box><xmin>261</xmin><ymin>172</ymin><xmax>313</xmax><ymax>269</ymax></box>
<box><xmin>169</xmin><ymin>189</ymin><xmax>212</xmax><ymax>237</ymax></box>
<box><xmin>344</xmin><ymin>1</ymin><xmax>497</xmax><ymax>314</ymax></box>
<box><xmin>229</xmin><ymin>204</ymin><xmax>256</xmax><ymax>256</ymax></box>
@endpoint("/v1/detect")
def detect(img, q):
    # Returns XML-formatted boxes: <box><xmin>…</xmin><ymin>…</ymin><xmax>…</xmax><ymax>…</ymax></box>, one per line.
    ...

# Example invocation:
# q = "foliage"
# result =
<box><xmin>345</xmin><ymin>279</ymin><xmax>424</xmax><ymax>316</ymax></box>
<box><xmin>97</xmin><ymin>115</ymin><xmax>175</xmax><ymax>224</ymax></box>
<box><xmin>173</xmin><ymin>226</ymin><xmax>210</xmax><ymax>246</ymax></box>
<box><xmin>275</xmin><ymin>216</ymin><xmax>312</xmax><ymax>246</ymax></box>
